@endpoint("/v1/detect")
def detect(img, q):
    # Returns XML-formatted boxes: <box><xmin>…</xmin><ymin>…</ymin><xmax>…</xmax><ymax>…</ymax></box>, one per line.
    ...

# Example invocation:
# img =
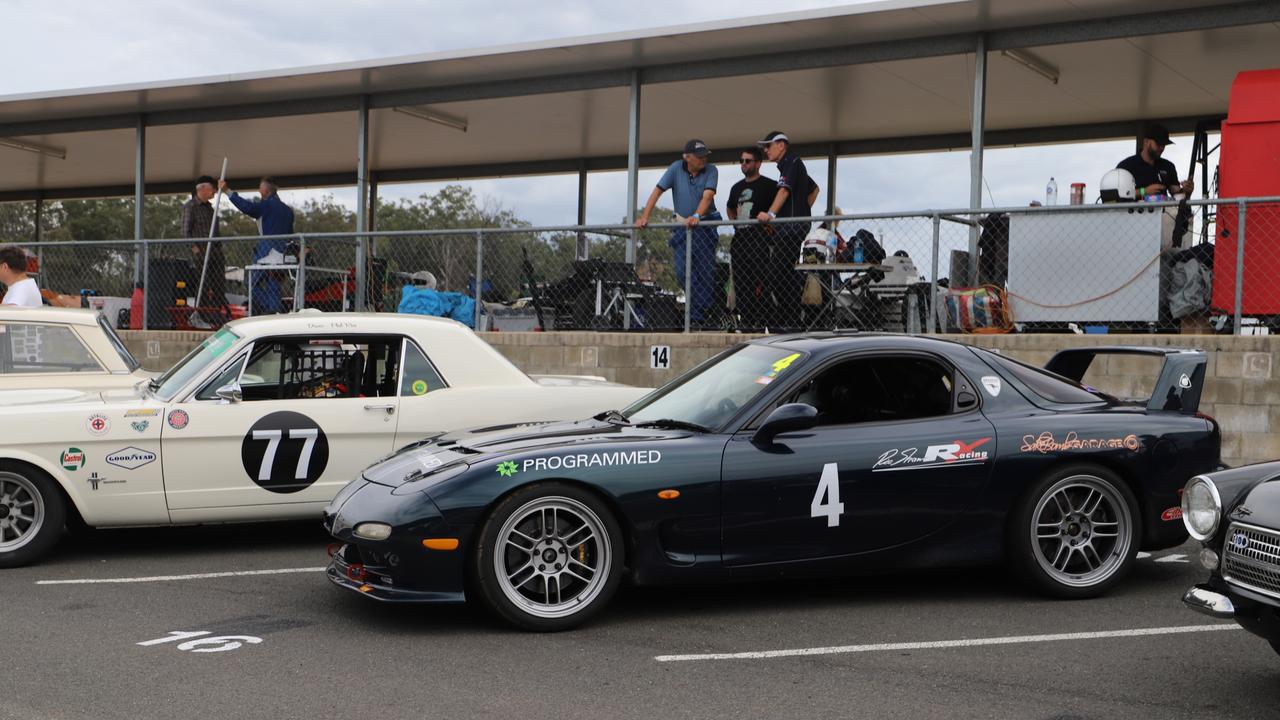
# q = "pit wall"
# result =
<box><xmin>119</xmin><ymin>330</ymin><xmax>1277</xmax><ymax>468</ymax></box>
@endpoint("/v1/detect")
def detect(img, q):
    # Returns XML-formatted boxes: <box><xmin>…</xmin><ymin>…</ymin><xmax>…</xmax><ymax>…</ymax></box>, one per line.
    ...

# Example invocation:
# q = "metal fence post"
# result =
<box><xmin>928</xmin><ymin>215</ymin><xmax>941</xmax><ymax>334</ymax></box>
<box><xmin>474</xmin><ymin>230</ymin><xmax>484</xmax><ymax>330</ymax></box>
<box><xmin>295</xmin><ymin>234</ymin><xmax>307</xmax><ymax>311</ymax></box>
<box><xmin>141</xmin><ymin>240</ymin><xmax>150</xmax><ymax>331</ymax></box>
<box><xmin>1235</xmin><ymin>199</ymin><xmax>1246</xmax><ymax>335</ymax></box>
<box><xmin>684</xmin><ymin>225</ymin><xmax>693</xmax><ymax>332</ymax></box>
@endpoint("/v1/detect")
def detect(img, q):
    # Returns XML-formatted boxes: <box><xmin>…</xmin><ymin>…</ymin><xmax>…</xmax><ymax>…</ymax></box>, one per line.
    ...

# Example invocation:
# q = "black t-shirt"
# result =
<box><xmin>1117</xmin><ymin>154</ymin><xmax>1180</xmax><ymax>196</ymax></box>
<box><xmin>727</xmin><ymin>175</ymin><xmax>778</xmax><ymax>221</ymax></box>
<box><xmin>774</xmin><ymin>152</ymin><xmax>812</xmax><ymax>218</ymax></box>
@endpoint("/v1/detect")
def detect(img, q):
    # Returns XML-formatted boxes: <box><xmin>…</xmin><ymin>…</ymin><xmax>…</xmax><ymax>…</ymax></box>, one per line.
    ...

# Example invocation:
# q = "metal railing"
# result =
<box><xmin>18</xmin><ymin>196</ymin><xmax>1280</xmax><ymax>335</ymax></box>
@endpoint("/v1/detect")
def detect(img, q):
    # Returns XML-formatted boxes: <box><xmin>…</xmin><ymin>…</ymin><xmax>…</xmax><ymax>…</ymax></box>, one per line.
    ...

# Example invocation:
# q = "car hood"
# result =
<box><xmin>364</xmin><ymin>419</ymin><xmax>689</xmax><ymax>488</ymax></box>
<box><xmin>1233</xmin><ymin>474</ymin><xmax>1280</xmax><ymax>529</ymax></box>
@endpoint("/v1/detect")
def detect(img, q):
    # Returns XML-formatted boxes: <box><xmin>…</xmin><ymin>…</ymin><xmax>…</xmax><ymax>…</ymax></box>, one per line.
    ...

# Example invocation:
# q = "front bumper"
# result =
<box><xmin>327</xmin><ymin>547</ymin><xmax>464</xmax><ymax>604</ymax></box>
<box><xmin>1184</xmin><ymin>578</ymin><xmax>1280</xmax><ymax>644</ymax></box>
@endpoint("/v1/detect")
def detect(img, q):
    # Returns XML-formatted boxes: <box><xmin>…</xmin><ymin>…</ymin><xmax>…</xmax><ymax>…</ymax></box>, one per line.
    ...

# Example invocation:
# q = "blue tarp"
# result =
<box><xmin>398</xmin><ymin>286</ymin><xmax>481</xmax><ymax>328</ymax></box>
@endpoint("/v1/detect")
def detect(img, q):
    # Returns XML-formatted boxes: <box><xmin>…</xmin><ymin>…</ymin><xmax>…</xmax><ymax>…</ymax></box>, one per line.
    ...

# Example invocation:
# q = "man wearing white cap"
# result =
<box><xmin>755</xmin><ymin>130</ymin><xmax>813</xmax><ymax>327</ymax></box>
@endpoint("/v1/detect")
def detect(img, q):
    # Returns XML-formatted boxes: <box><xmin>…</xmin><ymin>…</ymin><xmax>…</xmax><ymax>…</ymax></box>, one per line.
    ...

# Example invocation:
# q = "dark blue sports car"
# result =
<box><xmin>324</xmin><ymin>334</ymin><xmax>1219</xmax><ymax>630</ymax></box>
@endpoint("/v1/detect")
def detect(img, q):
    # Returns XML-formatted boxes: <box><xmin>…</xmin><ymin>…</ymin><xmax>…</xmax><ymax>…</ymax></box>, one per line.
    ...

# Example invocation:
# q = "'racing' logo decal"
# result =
<box><xmin>872</xmin><ymin>438</ymin><xmax>991</xmax><ymax>472</ymax></box>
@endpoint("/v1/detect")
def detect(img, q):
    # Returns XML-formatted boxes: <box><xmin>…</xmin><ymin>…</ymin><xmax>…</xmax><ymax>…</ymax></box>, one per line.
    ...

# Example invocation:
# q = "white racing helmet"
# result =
<box><xmin>1099</xmin><ymin>168</ymin><xmax>1136</xmax><ymax>203</ymax></box>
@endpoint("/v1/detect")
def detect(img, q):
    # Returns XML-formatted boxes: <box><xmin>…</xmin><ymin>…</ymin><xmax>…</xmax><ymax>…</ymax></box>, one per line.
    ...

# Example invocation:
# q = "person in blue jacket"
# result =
<box><xmin>220</xmin><ymin>176</ymin><xmax>295</xmax><ymax>314</ymax></box>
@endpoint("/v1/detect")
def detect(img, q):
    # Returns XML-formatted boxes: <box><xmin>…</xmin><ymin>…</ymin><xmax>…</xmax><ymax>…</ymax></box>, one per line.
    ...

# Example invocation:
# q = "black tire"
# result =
<box><xmin>471</xmin><ymin>482</ymin><xmax>624</xmax><ymax>631</ymax></box>
<box><xmin>0</xmin><ymin>461</ymin><xmax>67</xmax><ymax>568</ymax></box>
<box><xmin>1007</xmin><ymin>463</ymin><xmax>1141</xmax><ymax>599</ymax></box>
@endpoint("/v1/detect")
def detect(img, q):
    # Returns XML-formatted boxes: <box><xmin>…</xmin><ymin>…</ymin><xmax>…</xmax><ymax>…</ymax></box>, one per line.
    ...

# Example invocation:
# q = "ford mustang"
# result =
<box><xmin>324</xmin><ymin>334</ymin><xmax>1220</xmax><ymax>630</ymax></box>
<box><xmin>0</xmin><ymin>311</ymin><xmax>645</xmax><ymax>566</ymax></box>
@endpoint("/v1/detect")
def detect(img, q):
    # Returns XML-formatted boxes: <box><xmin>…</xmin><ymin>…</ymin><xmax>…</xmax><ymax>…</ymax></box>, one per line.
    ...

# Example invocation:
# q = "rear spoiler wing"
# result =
<box><xmin>1044</xmin><ymin>346</ymin><xmax>1206</xmax><ymax>414</ymax></box>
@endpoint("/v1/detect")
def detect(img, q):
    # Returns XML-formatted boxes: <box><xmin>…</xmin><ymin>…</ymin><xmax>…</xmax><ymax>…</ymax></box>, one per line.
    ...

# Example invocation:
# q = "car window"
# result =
<box><xmin>96</xmin><ymin>314</ymin><xmax>140</xmax><ymax>371</ymax></box>
<box><xmin>625</xmin><ymin>344</ymin><xmax>807</xmax><ymax>430</ymax></box>
<box><xmin>0</xmin><ymin>322</ymin><xmax>103</xmax><ymax>374</ymax></box>
<box><xmin>782</xmin><ymin>355</ymin><xmax>955</xmax><ymax>426</ymax></box>
<box><xmin>239</xmin><ymin>335</ymin><xmax>402</xmax><ymax>400</ymax></box>
<box><xmin>399</xmin><ymin>341</ymin><xmax>446</xmax><ymax>396</ymax></box>
<box><xmin>152</xmin><ymin>327</ymin><xmax>240</xmax><ymax>401</ymax></box>
<box><xmin>985</xmin><ymin>353</ymin><xmax>1104</xmax><ymax>404</ymax></box>
<box><xmin>195</xmin><ymin>352</ymin><xmax>248</xmax><ymax>401</ymax></box>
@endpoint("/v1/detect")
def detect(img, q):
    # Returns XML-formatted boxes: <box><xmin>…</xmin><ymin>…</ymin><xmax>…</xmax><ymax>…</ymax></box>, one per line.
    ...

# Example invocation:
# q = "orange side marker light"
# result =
<box><xmin>658</xmin><ymin>489</ymin><xmax>680</xmax><ymax>500</ymax></box>
<box><xmin>422</xmin><ymin>538</ymin><xmax>460</xmax><ymax>551</ymax></box>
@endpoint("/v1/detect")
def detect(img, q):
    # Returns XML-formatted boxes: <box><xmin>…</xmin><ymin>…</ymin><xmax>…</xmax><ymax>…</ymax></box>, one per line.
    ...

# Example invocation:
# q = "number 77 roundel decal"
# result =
<box><xmin>241</xmin><ymin>411</ymin><xmax>330</xmax><ymax>494</ymax></box>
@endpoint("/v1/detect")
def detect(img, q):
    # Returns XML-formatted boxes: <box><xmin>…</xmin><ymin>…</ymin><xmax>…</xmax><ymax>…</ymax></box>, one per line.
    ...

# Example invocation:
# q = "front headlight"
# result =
<box><xmin>1182</xmin><ymin>475</ymin><xmax>1222</xmax><ymax>541</ymax></box>
<box><xmin>353</xmin><ymin>522</ymin><xmax>393</xmax><ymax>541</ymax></box>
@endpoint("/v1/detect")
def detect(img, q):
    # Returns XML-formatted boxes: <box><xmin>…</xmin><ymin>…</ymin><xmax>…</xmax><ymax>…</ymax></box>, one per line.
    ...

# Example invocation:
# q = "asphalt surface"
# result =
<box><xmin>2</xmin><ymin>522</ymin><xmax>1274</xmax><ymax>720</ymax></box>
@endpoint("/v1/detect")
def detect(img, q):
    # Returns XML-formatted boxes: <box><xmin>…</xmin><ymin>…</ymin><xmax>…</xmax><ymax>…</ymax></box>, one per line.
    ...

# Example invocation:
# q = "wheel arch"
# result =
<box><xmin>473</xmin><ymin>476</ymin><xmax>635</xmax><ymax>571</ymax></box>
<box><xmin>0</xmin><ymin>451</ymin><xmax>87</xmax><ymax>527</ymax></box>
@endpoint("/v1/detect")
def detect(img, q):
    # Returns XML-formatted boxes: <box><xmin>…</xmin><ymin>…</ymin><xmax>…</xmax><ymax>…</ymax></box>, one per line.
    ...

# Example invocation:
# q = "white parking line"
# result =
<box><xmin>35</xmin><ymin>567</ymin><xmax>326</xmax><ymax>585</ymax></box>
<box><xmin>654</xmin><ymin>624</ymin><xmax>1239</xmax><ymax>663</ymax></box>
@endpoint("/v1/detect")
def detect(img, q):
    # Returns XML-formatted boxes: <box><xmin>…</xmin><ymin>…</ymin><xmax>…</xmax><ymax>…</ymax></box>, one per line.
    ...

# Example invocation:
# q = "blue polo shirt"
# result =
<box><xmin>657</xmin><ymin>161</ymin><xmax>720</xmax><ymax>220</ymax></box>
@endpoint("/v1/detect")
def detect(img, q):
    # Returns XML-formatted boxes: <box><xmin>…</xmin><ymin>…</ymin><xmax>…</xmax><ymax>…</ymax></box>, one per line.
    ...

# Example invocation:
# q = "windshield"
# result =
<box><xmin>97</xmin><ymin>315</ymin><xmax>140</xmax><ymax>372</ymax></box>
<box><xmin>151</xmin><ymin>327</ymin><xmax>241</xmax><ymax>401</ymax></box>
<box><xmin>625</xmin><ymin>344</ymin><xmax>806</xmax><ymax>430</ymax></box>
<box><xmin>986</xmin><ymin>352</ymin><xmax>1107</xmax><ymax>404</ymax></box>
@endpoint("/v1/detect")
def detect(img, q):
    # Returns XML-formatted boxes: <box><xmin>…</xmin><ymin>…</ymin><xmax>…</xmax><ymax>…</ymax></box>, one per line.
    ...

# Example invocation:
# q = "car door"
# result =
<box><xmin>720</xmin><ymin>352</ymin><xmax>995</xmax><ymax>566</ymax></box>
<box><xmin>161</xmin><ymin>334</ymin><xmax>402</xmax><ymax>512</ymax></box>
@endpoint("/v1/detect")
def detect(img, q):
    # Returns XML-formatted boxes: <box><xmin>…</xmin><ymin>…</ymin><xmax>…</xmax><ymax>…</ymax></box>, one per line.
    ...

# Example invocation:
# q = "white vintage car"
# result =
<box><xmin>0</xmin><ymin>311</ymin><xmax>648</xmax><ymax>566</ymax></box>
<box><xmin>0</xmin><ymin>306</ymin><xmax>150</xmax><ymax>391</ymax></box>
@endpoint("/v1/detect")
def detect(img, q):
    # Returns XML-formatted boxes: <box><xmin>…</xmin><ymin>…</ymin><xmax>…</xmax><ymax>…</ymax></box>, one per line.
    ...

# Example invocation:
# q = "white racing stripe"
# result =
<box><xmin>654</xmin><ymin>624</ymin><xmax>1239</xmax><ymax>662</ymax></box>
<box><xmin>35</xmin><ymin>566</ymin><xmax>326</xmax><ymax>585</ymax></box>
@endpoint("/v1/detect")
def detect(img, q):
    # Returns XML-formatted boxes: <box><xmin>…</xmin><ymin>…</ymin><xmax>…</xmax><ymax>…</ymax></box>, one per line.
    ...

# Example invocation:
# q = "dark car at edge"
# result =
<box><xmin>324</xmin><ymin>333</ymin><xmax>1220</xmax><ymax>630</ymax></box>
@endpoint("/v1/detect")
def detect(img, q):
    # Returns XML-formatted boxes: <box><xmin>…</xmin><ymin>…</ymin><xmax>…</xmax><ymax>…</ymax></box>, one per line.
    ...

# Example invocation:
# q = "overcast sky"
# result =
<box><xmin>3</xmin><ymin>0</ymin><xmax>1201</xmax><ymax>238</ymax></box>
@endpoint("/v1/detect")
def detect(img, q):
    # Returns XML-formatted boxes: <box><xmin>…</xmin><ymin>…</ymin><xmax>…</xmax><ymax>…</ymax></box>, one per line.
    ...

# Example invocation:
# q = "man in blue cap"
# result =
<box><xmin>636</xmin><ymin>139</ymin><xmax>721</xmax><ymax>326</ymax></box>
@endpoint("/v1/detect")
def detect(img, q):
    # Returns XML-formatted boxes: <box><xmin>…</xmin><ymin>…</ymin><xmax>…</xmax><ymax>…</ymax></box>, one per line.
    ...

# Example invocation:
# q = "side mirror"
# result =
<box><xmin>215</xmin><ymin>381</ymin><xmax>243</xmax><ymax>404</ymax></box>
<box><xmin>753</xmin><ymin>403</ymin><xmax>818</xmax><ymax>445</ymax></box>
<box><xmin>956</xmin><ymin>389</ymin><xmax>978</xmax><ymax>410</ymax></box>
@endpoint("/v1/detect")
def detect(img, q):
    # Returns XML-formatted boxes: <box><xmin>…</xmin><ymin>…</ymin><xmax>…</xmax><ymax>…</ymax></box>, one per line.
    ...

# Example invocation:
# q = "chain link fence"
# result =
<box><xmin>15</xmin><ymin>197</ymin><xmax>1280</xmax><ymax>335</ymax></box>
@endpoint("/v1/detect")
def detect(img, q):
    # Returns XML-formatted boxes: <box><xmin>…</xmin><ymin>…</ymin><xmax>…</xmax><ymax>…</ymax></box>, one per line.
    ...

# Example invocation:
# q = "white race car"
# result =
<box><xmin>0</xmin><ymin>306</ymin><xmax>150</xmax><ymax>392</ymax></box>
<box><xmin>0</xmin><ymin>311</ymin><xmax>648</xmax><ymax>566</ymax></box>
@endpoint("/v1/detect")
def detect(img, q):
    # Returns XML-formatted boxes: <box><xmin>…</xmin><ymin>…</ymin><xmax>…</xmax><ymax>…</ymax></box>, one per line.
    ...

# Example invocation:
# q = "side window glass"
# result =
<box><xmin>400</xmin><ymin>341</ymin><xmax>446</xmax><ymax>397</ymax></box>
<box><xmin>196</xmin><ymin>353</ymin><xmax>247</xmax><ymax>401</ymax></box>
<box><xmin>1</xmin><ymin>323</ymin><xmax>103</xmax><ymax>374</ymax></box>
<box><xmin>788</xmin><ymin>356</ymin><xmax>954</xmax><ymax>427</ymax></box>
<box><xmin>239</xmin><ymin>337</ymin><xmax>401</xmax><ymax>400</ymax></box>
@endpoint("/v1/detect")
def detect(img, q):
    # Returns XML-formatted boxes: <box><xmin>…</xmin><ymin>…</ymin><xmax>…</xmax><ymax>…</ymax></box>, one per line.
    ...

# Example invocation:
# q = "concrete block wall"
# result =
<box><xmin>121</xmin><ymin>329</ymin><xmax>1277</xmax><ymax>468</ymax></box>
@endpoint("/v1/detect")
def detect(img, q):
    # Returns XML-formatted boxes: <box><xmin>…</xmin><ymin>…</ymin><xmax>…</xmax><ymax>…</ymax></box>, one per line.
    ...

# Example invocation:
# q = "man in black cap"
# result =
<box><xmin>181</xmin><ymin>175</ymin><xmax>228</xmax><ymax>314</ymax></box>
<box><xmin>754</xmin><ymin>130</ymin><xmax>813</xmax><ymax>328</ymax></box>
<box><xmin>1117</xmin><ymin>124</ymin><xmax>1193</xmax><ymax>199</ymax></box>
<box><xmin>636</xmin><ymin>139</ymin><xmax>722</xmax><ymax>325</ymax></box>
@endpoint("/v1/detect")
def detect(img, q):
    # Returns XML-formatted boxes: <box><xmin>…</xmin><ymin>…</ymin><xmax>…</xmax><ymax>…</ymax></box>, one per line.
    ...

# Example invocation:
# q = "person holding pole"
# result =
<box><xmin>181</xmin><ymin>175</ymin><xmax>227</xmax><ymax>315</ymax></box>
<box><xmin>220</xmin><ymin>176</ymin><xmax>294</xmax><ymax>315</ymax></box>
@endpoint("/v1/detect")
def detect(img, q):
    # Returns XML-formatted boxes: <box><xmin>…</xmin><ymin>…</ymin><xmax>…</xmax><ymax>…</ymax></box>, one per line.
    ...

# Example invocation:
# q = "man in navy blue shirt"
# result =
<box><xmin>636</xmin><ymin>139</ymin><xmax>721</xmax><ymax>326</ymax></box>
<box><xmin>221</xmin><ymin>176</ymin><xmax>295</xmax><ymax>314</ymax></box>
<box><xmin>755</xmin><ymin>131</ymin><xmax>813</xmax><ymax>328</ymax></box>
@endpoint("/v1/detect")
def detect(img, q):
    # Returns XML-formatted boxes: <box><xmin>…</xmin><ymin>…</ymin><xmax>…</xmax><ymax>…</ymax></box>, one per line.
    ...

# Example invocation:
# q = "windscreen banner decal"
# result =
<box><xmin>872</xmin><ymin>438</ymin><xmax>991</xmax><ymax>472</ymax></box>
<box><xmin>1020</xmin><ymin>431</ymin><xmax>1140</xmax><ymax>454</ymax></box>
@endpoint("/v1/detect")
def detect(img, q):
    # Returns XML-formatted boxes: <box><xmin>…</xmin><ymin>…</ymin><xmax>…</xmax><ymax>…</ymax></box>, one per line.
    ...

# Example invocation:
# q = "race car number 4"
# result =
<box><xmin>810</xmin><ymin>462</ymin><xmax>845</xmax><ymax>527</ymax></box>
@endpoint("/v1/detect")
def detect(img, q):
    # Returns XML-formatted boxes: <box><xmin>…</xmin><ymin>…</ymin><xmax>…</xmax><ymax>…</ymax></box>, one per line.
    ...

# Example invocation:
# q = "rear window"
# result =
<box><xmin>986</xmin><ymin>353</ymin><xmax>1104</xmax><ymax>405</ymax></box>
<box><xmin>97</xmin><ymin>315</ymin><xmax>140</xmax><ymax>372</ymax></box>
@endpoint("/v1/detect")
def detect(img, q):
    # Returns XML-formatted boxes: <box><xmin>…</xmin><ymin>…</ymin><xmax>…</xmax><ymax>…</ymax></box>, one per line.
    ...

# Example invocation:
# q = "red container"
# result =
<box><xmin>1212</xmin><ymin>69</ymin><xmax>1280</xmax><ymax>315</ymax></box>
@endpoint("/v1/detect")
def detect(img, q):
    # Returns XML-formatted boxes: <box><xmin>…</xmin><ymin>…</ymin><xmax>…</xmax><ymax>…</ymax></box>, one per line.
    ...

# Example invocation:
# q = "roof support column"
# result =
<box><xmin>826</xmin><ymin>143</ymin><xmax>838</xmax><ymax>216</ymax></box>
<box><xmin>354</xmin><ymin>94</ymin><xmax>370</xmax><ymax>311</ymax></box>
<box><xmin>577</xmin><ymin>160</ymin><xmax>589</xmax><ymax>259</ymax></box>
<box><xmin>134</xmin><ymin>115</ymin><xmax>147</xmax><ymax>330</ymax></box>
<box><xmin>625</xmin><ymin>69</ymin><xmax>641</xmax><ymax>265</ymax></box>
<box><xmin>968</xmin><ymin>34</ymin><xmax>987</xmax><ymax>284</ymax></box>
<box><xmin>367</xmin><ymin>174</ymin><xmax>378</xmax><ymax>233</ymax></box>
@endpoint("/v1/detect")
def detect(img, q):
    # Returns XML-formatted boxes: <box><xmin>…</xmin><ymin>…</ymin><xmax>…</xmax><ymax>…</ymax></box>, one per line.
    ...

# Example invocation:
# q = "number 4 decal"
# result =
<box><xmin>810</xmin><ymin>462</ymin><xmax>845</xmax><ymax>527</ymax></box>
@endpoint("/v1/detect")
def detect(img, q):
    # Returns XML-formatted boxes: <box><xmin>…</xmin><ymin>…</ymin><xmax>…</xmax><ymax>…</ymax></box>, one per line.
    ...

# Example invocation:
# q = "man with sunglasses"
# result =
<box><xmin>726</xmin><ymin>147</ymin><xmax>778</xmax><ymax>330</ymax></box>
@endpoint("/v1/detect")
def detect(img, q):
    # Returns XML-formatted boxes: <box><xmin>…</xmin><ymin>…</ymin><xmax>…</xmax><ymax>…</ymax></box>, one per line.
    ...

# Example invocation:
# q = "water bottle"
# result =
<box><xmin>1045</xmin><ymin>177</ymin><xmax>1058</xmax><ymax>206</ymax></box>
<box><xmin>852</xmin><ymin>235</ymin><xmax>864</xmax><ymax>263</ymax></box>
